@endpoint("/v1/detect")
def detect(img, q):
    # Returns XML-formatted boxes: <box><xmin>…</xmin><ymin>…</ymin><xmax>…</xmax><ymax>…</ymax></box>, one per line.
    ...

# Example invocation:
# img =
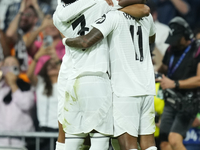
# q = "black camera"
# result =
<box><xmin>163</xmin><ymin>89</ymin><xmax>200</xmax><ymax>115</ymax></box>
<box><xmin>155</xmin><ymin>72</ymin><xmax>162</xmax><ymax>79</ymax></box>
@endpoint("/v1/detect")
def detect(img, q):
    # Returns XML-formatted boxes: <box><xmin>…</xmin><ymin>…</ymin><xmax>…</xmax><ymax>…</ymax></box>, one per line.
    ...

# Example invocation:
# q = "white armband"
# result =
<box><xmin>62</xmin><ymin>37</ymin><xmax>68</xmax><ymax>46</ymax></box>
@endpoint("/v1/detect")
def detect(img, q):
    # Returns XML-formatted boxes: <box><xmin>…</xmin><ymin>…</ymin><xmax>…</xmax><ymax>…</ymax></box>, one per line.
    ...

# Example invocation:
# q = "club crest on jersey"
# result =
<box><xmin>95</xmin><ymin>14</ymin><xmax>106</xmax><ymax>24</ymax></box>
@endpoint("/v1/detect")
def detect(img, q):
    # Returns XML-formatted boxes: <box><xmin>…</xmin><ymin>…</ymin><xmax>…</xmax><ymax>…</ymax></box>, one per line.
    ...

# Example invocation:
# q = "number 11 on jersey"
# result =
<box><xmin>130</xmin><ymin>25</ymin><xmax>144</xmax><ymax>62</ymax></box>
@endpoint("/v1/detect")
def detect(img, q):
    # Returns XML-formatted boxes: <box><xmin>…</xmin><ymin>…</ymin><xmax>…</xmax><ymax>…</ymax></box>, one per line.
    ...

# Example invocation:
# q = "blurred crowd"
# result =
<box><xmin>0</xmin><ymin>0</ymin><xmax>200</xmax><ymax>150</ymax></box>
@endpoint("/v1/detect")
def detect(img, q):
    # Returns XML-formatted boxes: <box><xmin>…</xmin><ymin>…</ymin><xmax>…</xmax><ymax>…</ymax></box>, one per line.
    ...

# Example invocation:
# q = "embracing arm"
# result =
<box><xmin>65</xmin><ymin>28</ymin><xmax>104</xmax><ymax>49</ymax></box>
<box><xmin>120</xmin><ymin>4</ymin><xmax>150</xmax><ymax>18</ymax></box>
<box><xmin>119</xmin><ymin>0</ymin><xmax>146</xmax><ymax>7</ymax></box>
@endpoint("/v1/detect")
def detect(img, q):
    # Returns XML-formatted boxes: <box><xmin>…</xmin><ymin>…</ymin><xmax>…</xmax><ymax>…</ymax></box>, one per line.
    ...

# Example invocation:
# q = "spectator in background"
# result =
<box><xmin>0</xmin><ymin>29</ymin><xmax>10</xmax><ymax>61</ymax></box>
<box><xmin>3</xmin><ymin>0</ymin><xmax>51</xmax><ymax>31</ymax></box>
<box><xmin>25</xmin><ymin>14</ymin><xmax>65</xmax><ymax>62</ymax></box>
<box><xmin>27</xmin><ymin>44</ymin><xmax>62</xmax><ymax>150</ymax></box>
<box><xmin>182</xmin><ymin>28</ymin><xmax>200</xmax><ymax>150</ymax></box>
<box><xmin>184</xmin><ymin>0</ymin><xmax>200</xmax><ymax>30</ymax></box>
<box><xmin>148</xmin><ymin>1</ymin><xmax>169</xmax><ymax>71</ymax></box>
<box><xmin>39</xmin><ymin>0</ymin><xmax>57</xmax><ymax>12</ymax></box>
<box><xmin>194</xmin><ymin>28</ymin><xmax>200</xmax><ymax>40</ymax></box>
<box><xmin>0</xmin><ymin>56</ymin><xmax>35</xmax><ymax>147</ymax></box>
<box><xmin>152</xmin><ymin>0</ymin><xmax>190</xmax><ymax>25</ymax></box>
<box><xmin>157</xmin><ymin>17</ymin><xmax>200</xmax><ymax>150</ymax></box>
<box><xmin>5</xmin><ymin>0</ymin><xmax>44</xmax><ymax>72</ymax></box>
<box><xmin>0</xmin><ymin>0</ymin><xmax>21</xmax><ymax>30</ymax></box>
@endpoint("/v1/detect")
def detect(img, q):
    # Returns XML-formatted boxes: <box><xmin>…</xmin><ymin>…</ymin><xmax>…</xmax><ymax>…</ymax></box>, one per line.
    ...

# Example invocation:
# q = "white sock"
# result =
<box><xmin>89</xmin><ymin>133</ymin><xmax>110</xmax><ymax>150</ymax></box>
<box><xmin>55</xmin><ymin>141</ymin><xmax>65</xmax><ymax>150</ymax></box>
<box><xmin>146</xmin><ymin>146</ymin><xmax>157</xmax><ymax>150</ymax></box>
<box><xmin>65</xmin><ymin>133</ymin><xmax>87</xmax><ymax>150</ymax></box>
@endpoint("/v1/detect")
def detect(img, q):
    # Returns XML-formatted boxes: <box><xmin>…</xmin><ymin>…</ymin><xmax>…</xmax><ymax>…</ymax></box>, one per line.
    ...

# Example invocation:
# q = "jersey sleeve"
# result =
<box><xmin>111</xmin><ymin>0</ymin><xmax>122</xmax><ymax>10</ymax></box>
<box><xmin>57</xmin><ymin>0</ymin><xmax>61</xmax><ymax>5</ymax></box>
<box><xmin>55</xmin><ymin>0</ymin><xmax>97</xmax><ymax>22</ymax></box>
<box><xmin>91</xmin><ymin>11</ymin><xmax>119</xmax><ymax>38</ymax></box>
<box><xmin>53</xmin><ymin>13</ymin><xmax>64</xmax><ymax>32</ymax></box>
<box><xmin>149</xmin><ymin>14</ymin><xmax>156</xmax><ymax>37</ymax></box>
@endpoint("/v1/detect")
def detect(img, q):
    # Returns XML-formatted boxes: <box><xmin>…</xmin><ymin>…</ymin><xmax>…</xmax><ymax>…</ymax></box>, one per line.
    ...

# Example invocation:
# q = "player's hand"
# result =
<box><xmin>160</xmin><ymin>75</ymin><xmax>175</xmax><ymax>90</ymax></box>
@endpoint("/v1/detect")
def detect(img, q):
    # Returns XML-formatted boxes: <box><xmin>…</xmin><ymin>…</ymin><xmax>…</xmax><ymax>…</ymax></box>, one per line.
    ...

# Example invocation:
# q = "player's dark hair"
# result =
<box><xmin>61</xmin><ymin>0</ymin><xmax>76</xmax><ymax>4</ymax></box>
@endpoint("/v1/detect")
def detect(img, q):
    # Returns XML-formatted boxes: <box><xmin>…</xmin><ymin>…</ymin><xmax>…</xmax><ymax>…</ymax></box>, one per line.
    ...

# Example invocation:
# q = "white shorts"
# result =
<box><xmin>113</xmin><ymin>94</ymin><xmax>155</xmax><ymax>137</ymax></box>
<box><xmin>57</xmin><ymin>55</ymin><xmax>72</xmax><ymax>124</ymax></box>
<box><xmin>62</xmin><ymin>74</ymin><xmax>113</xmax><ymax>135</ymax></box>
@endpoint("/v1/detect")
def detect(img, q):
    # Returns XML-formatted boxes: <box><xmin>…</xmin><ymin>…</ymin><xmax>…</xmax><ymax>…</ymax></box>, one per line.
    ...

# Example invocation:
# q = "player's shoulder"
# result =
<box><xmin>138</xmin><ymin>14</ymin><xmax>154</xmax><ymax>27</ymax></box>
<box><xmin>105</xmin><ymin>10</ymin><xmax>121</xmax><ymax>20</ymax></box>
<box><xmin>143</xmin><ymin>14</ymin><xmax>154</xmax><ymax>23</ymax></box>
<box><xmin>94</xmin><ymin>10</ymin><xmax>120</xmax><ymax>24</ymax></box>
<box><xmin>52</xmin><ymin>11</ymin><xmax>59</xmax><ymax>25</ymax></box>
<box><xmin>105</xmin><ymin>10</ymin><xmax>119</xmax><ymax>16</ymax></box>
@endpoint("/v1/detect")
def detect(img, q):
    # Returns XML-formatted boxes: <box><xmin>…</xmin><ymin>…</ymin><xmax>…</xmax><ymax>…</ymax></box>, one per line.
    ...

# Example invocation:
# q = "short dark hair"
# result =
<box><xmin>61</xmin><ymin>0</ymin><xmax>77</xmax><ymax>4</ymax></box>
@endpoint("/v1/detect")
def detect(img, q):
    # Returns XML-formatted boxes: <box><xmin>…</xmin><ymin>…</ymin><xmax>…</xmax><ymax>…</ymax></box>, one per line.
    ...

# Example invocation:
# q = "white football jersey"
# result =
<box><xmin>92</xmin><ymin>11</ymin><xmax>156</xmax><ymax>96</ymax></box>
<box><xmin>53</xmin><ymin>0</ymin><xmax>121</xmax><ymax>79</ymax></box>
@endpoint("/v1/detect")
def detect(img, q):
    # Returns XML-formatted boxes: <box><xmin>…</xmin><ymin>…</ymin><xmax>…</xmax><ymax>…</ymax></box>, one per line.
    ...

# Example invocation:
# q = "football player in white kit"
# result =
<box><xmin>53</xmin><ymin>0</ymin><xmax>150</xmax><ymax>149</ymax></box>
<box><xmin>63</xmin><ymin>1</ymin><xmax>157</xmax><ymax>150</ymax></box>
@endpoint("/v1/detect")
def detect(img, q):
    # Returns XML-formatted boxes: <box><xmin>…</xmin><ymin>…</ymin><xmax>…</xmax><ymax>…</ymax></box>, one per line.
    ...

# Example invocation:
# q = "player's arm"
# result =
<box><xmin>64</xmin><ymin>28</ymin><xmax>104</xmax><ymax>49</ymax></box>
<box><xmin>149</xmin><ymin>34</ymin><xmax>156</xmax><ymax>44</ymax></box>
<box><xmin>64</xmin><ymin>11</ymin><xmax>117</xmax><ymax>49</ymax></box>
<box><xmin>119</xmin><ymin>0</ymin><xmax>146</xmax><ymax>7</ymax></box>
<box><xmin>106</xmin><ymin>0</ymin><xmax>146</xmax><ymax>7</ymax></box>
<box><xmin>120</xmin><ymin>4</ymin><xmax>150</xmax><ymax>18</ymax></box>
<box><xmin>149</xmin><ymin>34</ymin><xmax>156</xmax><ymax>55</ymax></box>
<box><xmin>57</xmin><ymin>121</ymin><xmax>65</xmax><ymax>143</ymax></box>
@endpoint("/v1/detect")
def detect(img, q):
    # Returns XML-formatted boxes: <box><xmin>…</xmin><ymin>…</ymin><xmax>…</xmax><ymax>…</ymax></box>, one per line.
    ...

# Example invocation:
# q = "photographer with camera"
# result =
<box><xmin>0</xmin><ymin>56</ymin><xmax>35</xmax><ymax>147</ymax></box>
<box><xmin>156</xmin><ymin>17</ymin><xmax>200</xmax><ymax>150</ymax></box>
